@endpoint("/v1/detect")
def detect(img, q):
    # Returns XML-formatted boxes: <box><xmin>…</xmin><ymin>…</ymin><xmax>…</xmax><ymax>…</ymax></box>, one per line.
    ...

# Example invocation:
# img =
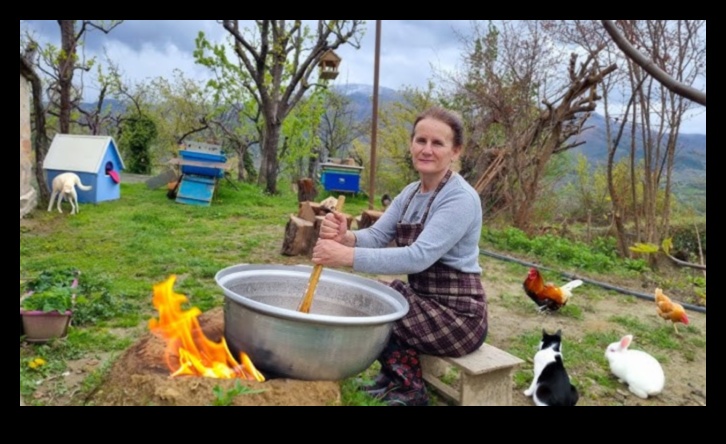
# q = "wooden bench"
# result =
<box><xmin>420</xmin><ymin>343</ymin><xmax>525</xmax><ymax>406</ymax></box>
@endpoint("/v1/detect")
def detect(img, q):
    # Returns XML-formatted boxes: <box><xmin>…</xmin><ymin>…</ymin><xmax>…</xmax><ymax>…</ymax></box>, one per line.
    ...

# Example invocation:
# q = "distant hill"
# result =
<box><xmin>568</xmin><ymin>112</ymin><xmax>706</xmax><ymax>173</ymax></box>
<box><xmin>333</xmin><ymin>84</ymin><xmax>705</xmax><ymax>171</ymax></box>
<box><xmin>79</xmin><ymin>98</ymin><xmax>126</xmax><ymax>115</ymax></box>
<box><xmin>566</xmin><ymin>112</ymin><xmax>706</xmax><ymax>212</ymax></box>
<box><xmin>330</xmin><ymin>83</ymin><xmax>403</xmax><ymax>121</ymax></box>
<box><xmin>333</xmin><ymin>83</ymin><xmax>706</xmax><ymax>212</ymax></box>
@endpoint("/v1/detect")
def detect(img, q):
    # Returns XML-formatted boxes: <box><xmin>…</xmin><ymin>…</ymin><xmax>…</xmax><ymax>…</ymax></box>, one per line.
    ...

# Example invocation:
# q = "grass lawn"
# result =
<box><xmin>20</xmin><ymin>179</ymin><xmax>706</xmax><ymax>406</ymax></box>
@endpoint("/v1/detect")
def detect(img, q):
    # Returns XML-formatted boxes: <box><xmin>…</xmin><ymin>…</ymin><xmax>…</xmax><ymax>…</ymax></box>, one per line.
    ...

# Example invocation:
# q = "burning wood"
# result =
<box><xmin>148</xmin><ymin>275</ymin><xmax>265</xmax><ymax>382</ymax></box>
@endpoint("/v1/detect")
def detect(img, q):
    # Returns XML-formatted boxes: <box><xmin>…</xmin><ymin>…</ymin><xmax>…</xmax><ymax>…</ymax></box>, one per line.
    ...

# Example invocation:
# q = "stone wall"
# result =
<box><xmin>20</xmin><ymin>72</ymin><xmax>37</xmax><ymax>219</ymax></box>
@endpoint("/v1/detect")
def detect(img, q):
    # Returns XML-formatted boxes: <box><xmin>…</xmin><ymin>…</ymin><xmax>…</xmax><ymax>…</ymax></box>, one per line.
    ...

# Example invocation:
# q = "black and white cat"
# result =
<box><xmin>523</xmin><ymin>329</ymin><xmax>579</xmax><ymax>406</ymax></box>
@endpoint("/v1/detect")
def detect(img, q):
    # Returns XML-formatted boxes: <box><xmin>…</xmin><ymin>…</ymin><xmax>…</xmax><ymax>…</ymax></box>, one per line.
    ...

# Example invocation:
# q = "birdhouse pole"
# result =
<box><xmin>368</xmin><ymin>20</ymin><xmax>381</xmax><ymax>210</ymax></box>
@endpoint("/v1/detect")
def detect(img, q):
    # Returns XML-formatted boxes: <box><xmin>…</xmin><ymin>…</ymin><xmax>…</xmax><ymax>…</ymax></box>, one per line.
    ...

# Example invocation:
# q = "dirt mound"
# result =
<box><xmin>87</xmin><ymin>307</ymin><xmax>341</xmax><ymax>406</ymax></box>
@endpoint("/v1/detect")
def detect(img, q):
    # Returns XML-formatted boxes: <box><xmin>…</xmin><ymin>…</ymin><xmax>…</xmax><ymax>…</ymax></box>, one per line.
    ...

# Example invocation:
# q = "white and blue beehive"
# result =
<box><xmin>43</xmin><ymin>134</ymin><xmax>125</xmax><ymax>204</ymax></box>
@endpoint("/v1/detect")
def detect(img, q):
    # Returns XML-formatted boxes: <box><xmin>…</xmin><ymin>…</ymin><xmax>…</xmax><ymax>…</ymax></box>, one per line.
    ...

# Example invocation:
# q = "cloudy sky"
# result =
<box><xmin>20</xmin><ymin>20</ymin><xmax>706</xmax><ymax>135</ymax></box>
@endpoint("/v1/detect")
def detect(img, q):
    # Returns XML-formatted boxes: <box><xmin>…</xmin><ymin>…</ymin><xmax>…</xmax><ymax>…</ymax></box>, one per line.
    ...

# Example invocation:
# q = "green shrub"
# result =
<box><xmin>480</xmin><ymin>227</ymin><xmax>625</xmax><ymax>273</ymax></box>
<box><xmin>670</xmin><ymin>222</ymin><xmax>706</xmax><ymax>259</ymax></box>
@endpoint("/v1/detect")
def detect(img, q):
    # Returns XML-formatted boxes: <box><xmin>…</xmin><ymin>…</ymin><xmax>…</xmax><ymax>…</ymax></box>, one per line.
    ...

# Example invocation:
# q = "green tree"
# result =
<box><xmin>119</xmin><ymin>113</ymin><xmax>157</xmax><ymax>174</ymax></box>
<box><xmin>146</xmin><ymin>70</ymin><xmax>217</xmax><ymax>161</ymax></box>
<box><xmin>279</xmin><ymin>88</ymin><xmax>327</xmax><ymax>182</ymax></box>
<box><xmin>195</xmin><ymin>20</ymin><xmax>364</xmax><ymax>194</ymax></box>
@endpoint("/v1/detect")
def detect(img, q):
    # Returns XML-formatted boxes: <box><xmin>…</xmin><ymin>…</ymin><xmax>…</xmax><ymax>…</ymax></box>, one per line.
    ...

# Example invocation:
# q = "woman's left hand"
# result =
<box><xmin>312</xmin><ymin>239</ymin><xmax>354</xmax><ymax>268</ymax></box>
<box><xmin>319</xmin><ymin>212</ymin><xmax>348</xmax><ymax>243</ymax></box>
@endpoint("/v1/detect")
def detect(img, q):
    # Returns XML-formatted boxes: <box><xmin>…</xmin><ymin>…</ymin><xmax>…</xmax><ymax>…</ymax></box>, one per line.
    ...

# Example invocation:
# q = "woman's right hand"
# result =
<box><xmin>319</xmin><ymin>212</ymin><xmax>348</xmax><ymax>244</ymax></box>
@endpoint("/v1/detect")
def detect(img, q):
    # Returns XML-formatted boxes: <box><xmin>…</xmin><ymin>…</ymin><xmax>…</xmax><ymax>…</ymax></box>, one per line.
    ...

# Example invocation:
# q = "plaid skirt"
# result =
<box><xmin>389</xmin><ymin>261</ymin><xmax>487</xmax><ymax>357</ymax></box>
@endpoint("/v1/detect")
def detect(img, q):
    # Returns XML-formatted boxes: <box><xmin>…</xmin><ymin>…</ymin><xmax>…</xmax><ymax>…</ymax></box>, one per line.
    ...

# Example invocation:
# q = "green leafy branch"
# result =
<box><xmin>630</xmin><ymin>238</ymin><xmax>706</xmax><ymax>271</ymax></box>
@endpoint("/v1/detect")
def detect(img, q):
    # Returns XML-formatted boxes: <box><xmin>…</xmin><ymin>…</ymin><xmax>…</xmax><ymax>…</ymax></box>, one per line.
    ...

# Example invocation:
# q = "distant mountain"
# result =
<box><xmin>332</xmin><ymin>85</ymin><xmax>706</xmax><ymax>177</ymax></box>
<box><xmin>332</xmin><ymin>83</ymin><xmax>402</xmax><ymax>102</ymax></box>
<box><xmin>568</xmin><ymin>112</ymin><xmax>706</xmax><ymax>173</ymax></box>
<box><xmin>331</xmin><ymin>83</ymin><xmax>403</xmax><ymax>121</ymax></box>
<box><xmin>333</xmin><ymin>84</ymin><xmax>705</xmax><ymax>212</ymax></box>
<box><xmin>78</xmin><ymin>98</ymin><xmax>126</xmax><ymax>115</ymax></box>
<box><xmin>567</xmin><ymin>112</ymin><xmax>705</xmax><ymax>210</ymax></box>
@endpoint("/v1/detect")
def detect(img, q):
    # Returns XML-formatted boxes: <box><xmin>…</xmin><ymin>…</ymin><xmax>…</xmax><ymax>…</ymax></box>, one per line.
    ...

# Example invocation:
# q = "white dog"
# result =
<box><xmin>47</xmin><ymin>172</ymin><xmax>93</xmax><ymax>215</ymax></box>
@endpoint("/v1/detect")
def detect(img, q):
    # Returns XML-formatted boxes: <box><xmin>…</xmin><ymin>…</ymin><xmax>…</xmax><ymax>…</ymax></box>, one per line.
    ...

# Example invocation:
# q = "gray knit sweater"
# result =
<box><xmin>353</xmin><ymin>173</ymin><xmax>482</xmax><ymax>275</ymax></box>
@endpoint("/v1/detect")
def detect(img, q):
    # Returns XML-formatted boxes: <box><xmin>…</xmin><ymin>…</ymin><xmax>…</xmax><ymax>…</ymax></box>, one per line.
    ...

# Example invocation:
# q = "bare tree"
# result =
<box><xmin>74</xmin><ymin>57</ymin><xmax>126</xmax><ymax>135</ymax></box>
<box><xmin>197</xmin><ymin>20</ymin><xmax>364</xmax><ymax>194</ymax></box>
<box><xmin>452</xmin><ymin>21</ymin><xmax>616</xmax><ymax>231</ymax></box>
<box><xmin>318</xmin><ymin>90</ymin><xmax>367</xmax><ymax>164</ymax></box>
<box><xmin>541</xmin><ymin>20</ymin><xmax>705</xmax><ymax>257</ymax></box>
<box><xmin>30</xmin><ymin>20</ymin><xmax>123</xmax><ymax>134</ymax></box>
<box><xmin>602</xmin><ymin>20</ymin><xmax>706</xmax><ymax>106</ymax></box>
<box><xmin>208</xmin><ymin>103</ymin><xmax>261</xmax><ymax>182</ymax></box>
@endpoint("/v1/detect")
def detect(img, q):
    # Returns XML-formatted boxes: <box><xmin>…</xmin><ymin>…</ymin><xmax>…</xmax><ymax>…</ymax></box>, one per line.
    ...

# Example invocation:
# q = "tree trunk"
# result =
<box><xmin>20</xmin><ymin>57</ymin><xmax>50</xmax><ymax>202</ymax></box>
<box><xmin>58</xmin><ymin>20</ymin><xmax>76</xmax><ymax>134</ymax></box>
<box><xmin>607</xmin><ymin>134</ymin><xmax>630</xmax><ymax>258</ymax></box>
<box><xmin>236</xmin><ymin>145</ymin><xmax>247</xmax><ymax>182</ymax></box>
<box><xmin>260</xmin><ymin>121</ymin><xmax>282</xmax><ymax>195</ymax></box>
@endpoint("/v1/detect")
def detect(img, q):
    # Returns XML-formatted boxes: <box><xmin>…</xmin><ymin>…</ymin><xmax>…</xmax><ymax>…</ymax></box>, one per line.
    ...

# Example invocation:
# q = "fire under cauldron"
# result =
<box><xmin>215</xmin><ymin>264</ymin><xmax>409</xmax><ymax>381</ymax></box>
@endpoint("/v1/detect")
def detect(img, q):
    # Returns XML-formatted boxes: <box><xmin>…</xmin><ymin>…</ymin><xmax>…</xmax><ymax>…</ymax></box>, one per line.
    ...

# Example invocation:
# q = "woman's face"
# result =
<box><xmin>410</xmin><ymin>117</ymin><xmax>460</xmax><ymax>176</ymax></box>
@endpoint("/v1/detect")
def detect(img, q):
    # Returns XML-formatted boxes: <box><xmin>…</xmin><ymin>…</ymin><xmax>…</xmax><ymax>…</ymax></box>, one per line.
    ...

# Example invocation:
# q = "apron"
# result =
<box><xmin>388</xmin><ymin>169</ymin><xmax>488</xmax><ymax>357</ymax></box>
<box><xmin>374</xmin><ymin>170</ymin><xmax>488</xmax><ymax>405</ymax></box>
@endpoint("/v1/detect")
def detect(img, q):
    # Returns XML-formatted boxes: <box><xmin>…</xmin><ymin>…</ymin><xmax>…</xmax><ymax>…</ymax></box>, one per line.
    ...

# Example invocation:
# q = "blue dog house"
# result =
<box><xmin>43</xmin><ymin>134</ymin><xmax>125</xmax><ymax>204</ymax></box>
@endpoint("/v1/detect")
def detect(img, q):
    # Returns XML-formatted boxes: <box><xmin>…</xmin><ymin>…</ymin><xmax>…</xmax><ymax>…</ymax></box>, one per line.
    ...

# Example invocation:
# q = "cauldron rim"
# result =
<box><xmin>215</xmin><ymin>264</ymin><xmax>409</xmax><ymax>325</ymax></box>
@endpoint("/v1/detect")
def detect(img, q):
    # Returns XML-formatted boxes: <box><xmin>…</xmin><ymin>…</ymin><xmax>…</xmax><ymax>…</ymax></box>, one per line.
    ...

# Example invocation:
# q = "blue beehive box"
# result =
<box><xmin>320</xmin><ymin>162</ymin><xmax>364</xmax><ymax>193</ymax></box>
<box><xmin>179</xmin><ymin>150</ymin><xmax>226</xmax><ymax>178</ymax></box>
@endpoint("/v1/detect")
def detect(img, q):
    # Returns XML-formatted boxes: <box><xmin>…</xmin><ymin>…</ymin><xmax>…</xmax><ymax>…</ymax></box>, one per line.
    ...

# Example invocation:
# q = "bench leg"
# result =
<box><xmin>460</xmin><ymin>368</ymin><xmax>515</xmax><ymax>406</ymax></box>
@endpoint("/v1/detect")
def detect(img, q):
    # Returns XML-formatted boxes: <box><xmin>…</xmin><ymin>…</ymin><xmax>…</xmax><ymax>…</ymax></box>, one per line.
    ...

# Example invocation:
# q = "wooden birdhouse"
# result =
<box><xmin>318</xmin><ymin>50</ymin><xmax>341</xmax><ymax>80</ymax></box>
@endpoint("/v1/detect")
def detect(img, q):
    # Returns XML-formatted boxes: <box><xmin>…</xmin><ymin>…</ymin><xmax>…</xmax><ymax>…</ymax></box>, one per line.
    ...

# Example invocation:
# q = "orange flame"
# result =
<box><xmin>148</xmin><ymin>275</ymin><xmax>265</xmax><ymax>382</ymax></box>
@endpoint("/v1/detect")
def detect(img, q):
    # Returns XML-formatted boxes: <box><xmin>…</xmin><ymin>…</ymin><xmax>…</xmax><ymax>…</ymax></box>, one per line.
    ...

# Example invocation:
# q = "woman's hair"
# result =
<box><xmin>411</xmin><ymin>106</ymin><xmax>465</xmax><ymax>148</ymax></box>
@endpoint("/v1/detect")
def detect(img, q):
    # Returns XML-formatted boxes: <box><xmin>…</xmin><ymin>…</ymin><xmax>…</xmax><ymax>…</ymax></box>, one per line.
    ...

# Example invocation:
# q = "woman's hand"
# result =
<box><xmin>319</xmin><ymin>212</ymin><xmax>348</xmax><ymax>244</ymax></box>
<box><xmin>312</xmin><ymin>239</ymin><xmax>354</xmax><ymax>268</ymax></box>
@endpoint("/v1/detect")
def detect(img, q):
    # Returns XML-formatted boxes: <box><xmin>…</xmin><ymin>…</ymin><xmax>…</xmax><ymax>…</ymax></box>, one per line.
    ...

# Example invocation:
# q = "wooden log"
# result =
<box><xmin>308</xmin><ymin>215</ymin><xmax>326</xmax><ymax>258</ymax></box>
<box><xmin>303</xmin><ymin>201</ymin><xmax>354</xmax><ymax>225</ymax></box>
<box><xmin>359</xmin><ymin>210</ymin><xmax>384</xmax><ymax>229</ymax></box>
<box><xmin>297</xmin><ymin>201</ymin><xmax>317</xmax><ymax>223</ymax></box>
<box><xmin>305</xmin><ymin>202</ymin><xmax>327</xmax><ymax>217</ymax></box>
<box><xmin>306</xmin><ymin>214</ymin><xmax>353</xmax><ymax>258</ymax></box>
<box><xmin>297</xmin><ymin>178</ymin><xmax>317</xmax><ymax>203</ymax></box>
<box><xmin>281</xmin><ymin>214</ymin><xmax>314</xmax><ymax>256</ymax></box>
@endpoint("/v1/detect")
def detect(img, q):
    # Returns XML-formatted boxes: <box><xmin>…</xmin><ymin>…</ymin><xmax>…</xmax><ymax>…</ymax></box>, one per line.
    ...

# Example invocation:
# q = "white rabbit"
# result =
<box><xmin>604</xmin><ymin>334</ymin><xmax>665</xmax><ymax>399</ymax></box>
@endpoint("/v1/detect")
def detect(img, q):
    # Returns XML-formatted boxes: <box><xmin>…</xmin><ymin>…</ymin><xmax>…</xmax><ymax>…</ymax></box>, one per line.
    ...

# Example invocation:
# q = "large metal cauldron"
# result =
<box><xmin>215</xmin><ymin>264</ymin><xmax>409</xmax><ymax>381</ymax></box>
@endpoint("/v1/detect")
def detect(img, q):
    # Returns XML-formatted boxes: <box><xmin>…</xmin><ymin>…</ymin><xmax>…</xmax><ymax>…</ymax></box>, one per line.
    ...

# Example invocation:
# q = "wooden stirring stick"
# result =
<box><xmin>298</xmin><ymin>195</ymin><xmax>345</xmax><ymax>313</ymax></box>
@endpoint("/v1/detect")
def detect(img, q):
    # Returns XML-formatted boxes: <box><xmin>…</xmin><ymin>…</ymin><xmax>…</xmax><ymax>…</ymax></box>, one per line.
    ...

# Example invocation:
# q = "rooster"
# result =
<box><xmin>655</xmin><ymin>288</ymin><xmax>689</xmax><ymax>334</ymax></box>
<box><xmin>523</xmin><ymin>267</ymin><xmax>583</xmax><ymax>313</ymax></box>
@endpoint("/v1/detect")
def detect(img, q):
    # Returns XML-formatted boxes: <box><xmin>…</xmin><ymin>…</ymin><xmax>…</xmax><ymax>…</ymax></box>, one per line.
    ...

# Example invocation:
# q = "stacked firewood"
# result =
<box><xmin>281</xmin><ymin>196</ymin><xmax>354</xmax><ymax>257</ymax></box>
